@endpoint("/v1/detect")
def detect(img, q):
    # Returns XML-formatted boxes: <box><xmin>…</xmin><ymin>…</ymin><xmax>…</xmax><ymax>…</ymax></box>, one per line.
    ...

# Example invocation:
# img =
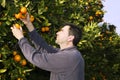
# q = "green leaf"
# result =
<box><xmin>0</xmin><ymin>69</ymin><xmax>7</xmax><ymax>73</ymax></box>
<box><xmin>1</xmin><ymin>0</ymin><xmax>6</xmax><ymax>8</ymax></box>
<box><xmin>0</xmin><ymin>60</ymin><xmax>3</xmax><ymax>62</ymax></box>
<box><xmin>23</xmin><ymin>69</ymin><xmax>33</xmax><ymax>73</ymax></box>
<box><xmin>0</xmin><ymin>17</ymin><xmax>7</xmax><ymax>21</ymax></box>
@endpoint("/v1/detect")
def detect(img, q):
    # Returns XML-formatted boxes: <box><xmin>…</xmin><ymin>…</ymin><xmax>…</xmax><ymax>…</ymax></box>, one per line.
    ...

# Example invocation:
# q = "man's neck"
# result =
<box><xmin>60</xmin><ymin>43</ymin><xmax>74</xmax><ymax>50</ymax></box>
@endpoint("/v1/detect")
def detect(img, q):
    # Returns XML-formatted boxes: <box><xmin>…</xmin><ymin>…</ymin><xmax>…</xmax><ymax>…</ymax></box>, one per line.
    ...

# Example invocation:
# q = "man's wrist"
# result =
<box><xmin>25</xmin><ymin>22</ymin><xmax>34</xmax><ymax>32</ymax></box>
<box><xmin>25</xmin><ymin>22</ymin><xmax>32</xmax><ymax>27</ymax></box>
<box><xmin>18</xmin><ymin>36</ymin><xmax>24</xmax><ymax>41</ymax></box>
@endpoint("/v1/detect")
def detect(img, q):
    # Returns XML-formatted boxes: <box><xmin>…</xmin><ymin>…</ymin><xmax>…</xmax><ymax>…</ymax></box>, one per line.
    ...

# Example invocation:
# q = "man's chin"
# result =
<box><xmin>55</xmin><ymin>40</ymin><xmax>57</xmax><ymax>44</ymax></box>
<box><xmin>55</xmin><ymin>40</ymin><xmax>59</xmax><ymax>44</ymax></box>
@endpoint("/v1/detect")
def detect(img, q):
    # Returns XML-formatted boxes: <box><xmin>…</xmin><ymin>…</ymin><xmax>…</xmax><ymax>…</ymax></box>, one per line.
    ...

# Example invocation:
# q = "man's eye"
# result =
<box><xmin>60</xmin><ymin>29</ymin><xmax>63</xmax><ymax>32</ymax></box>
<box><xmin>59</xmin><ymin>29</ymin><xmax>62</xmax><ymax>31</ymax></box>
<box><xmin>57</xmin><ymin>28</ymin><xmax>62</xmax><ymax>32</ymax></box>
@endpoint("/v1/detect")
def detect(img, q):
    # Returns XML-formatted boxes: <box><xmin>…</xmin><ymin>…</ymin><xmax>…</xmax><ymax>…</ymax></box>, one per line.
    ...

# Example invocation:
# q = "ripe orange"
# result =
<box><xmin>14</xmin><ymin>54</ymin><xmax>21</xmax><ymax>62</ymax></box>
<box><xmin>13</xmin><ymin>51</ymin><xmax>17</xmax><ymax>56</ymax></box>
<box><xmin>45</xmin><ymin>26</ymin><xmax>49</xmax><ymax>32</ymax></box>
<box><xmin>30</xmin><ymin>15</ymin><xmax>34</xmax><ymax>22</ymax></box>
<box><xmin>17</xmin><ymin>78</ymin><xmax>23</xmax><ymax>80</ymax></box>
<box><xmin>21</xmin><ymin>59</ymin><xmax>27</xmax><ymax>66</ymax></box>
<box><xmin>15</xmin><ymin>23</ymin><xmax>21</xmax><ymax>29</ymax></box>
<box><xmin>20</xmin><ymin>7</ymin><xmax>27</xmax><ymax>14</ymax></box>
<box><xmin>41</xmin><ymin>27</ymin><xmax>46</xmax><ymax>32</ymax></box>
<box><xmin>15</xmin><ymin>13</ymin><xmax>22</xmax><ymax>19</ymax></box>
<box><xmin>89</xmin><ymin>16</ymin><xmax>93</xmax><ymax>20</ymax></box>
<box><xmin>98</xmin><ymin>11</ymin><xmax>102</xmax><ymax>15</ymax></box>
<box><xmin>15</xmin><ymin>14</ymin><xmax>19</xmax><ymax>19</ymax></box>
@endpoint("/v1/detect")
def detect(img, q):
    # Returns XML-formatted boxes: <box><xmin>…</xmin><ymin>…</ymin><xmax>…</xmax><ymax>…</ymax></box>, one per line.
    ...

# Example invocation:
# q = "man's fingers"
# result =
<box><xmin>20</xmin><ymin>26</ymin><xmax>22</xmax><ymax>31</ymax></box>
<box><xmin>10</xmin><ymin>27</ymin><xmax>13</xmax><ymax>30</ymax></box>
<box><xmin>10</xmin><ymin>25</ymin><xmax>15</xmax><ymax>30</ymax></box>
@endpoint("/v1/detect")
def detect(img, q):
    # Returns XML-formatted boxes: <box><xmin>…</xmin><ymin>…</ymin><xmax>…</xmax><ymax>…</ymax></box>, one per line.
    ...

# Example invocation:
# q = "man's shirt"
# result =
<box><xmin>18</xmin><ymin>29</ymin><xmax>84</xmax><ymax>80</ymax></box>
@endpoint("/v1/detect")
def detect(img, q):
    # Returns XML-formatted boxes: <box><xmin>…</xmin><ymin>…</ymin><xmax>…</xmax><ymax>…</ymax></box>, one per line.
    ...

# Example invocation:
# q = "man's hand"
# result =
<box><xmin>20</xmin><ymin>12</ymin><xmax>31</xmax><ymax>25</ymax></box>
<box><xmin>11</xmin><ymin>25</ymin><xmax>24</xmax><ymax>40</ymax></box>
<box><xmin>20</xmin><ymin>12</ymin><xmax>35</xmax><ymax>32</ymax></box>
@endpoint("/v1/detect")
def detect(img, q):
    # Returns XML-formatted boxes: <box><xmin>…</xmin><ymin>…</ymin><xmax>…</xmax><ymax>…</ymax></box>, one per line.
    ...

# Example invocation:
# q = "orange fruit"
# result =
<box><xmin>15</xmin><ymin>13</ymin><xmax>22</xmax><ymax>19</ymax></box>
<box><xmin>14</xmin><ymin>54</ymin><xmax>21</xmax><ymax>62</ymax></box>
<box><xmin>15</xmin><ymin>14</ymin><xmax>19</xmax><ymax>19</ymax></box>
<box><xmin>21</xmin><ymin>59</ymin><xmax>27</xmax><ymax>66</ymax></box>
<box><xmin>17</xmin><ymin>78</ymin><xmax>23</xmax><ymax>80</ymax></box>
<box><xmin>98</xmin><ymin>11</ymin><xmax>102</xmax><ymax>15</ymax></box>
<box><xmin>89</xmin><ymin>16</ymin><xmax>93</xmax><ymax>20</ymax></box>
<box><xmin>13</xmin><ymin>51</ymin><xmax>17</xmax><ymax>56</ymax></box>
<box><xmin>41</xmin><ymin>27</ymin><xmax>46</xmax><ymax>32</ymax></box>
<box><xmin>15</xmin><ymin>23</ymin><xmax>21</xmax><ymax>29</ymax></box>
<box><xmin>21</xmin><ymin>14</ymin><xmax>26</xmax><ymax>19</ymax></box>
<box><xmin>20</xmin><ymin>7</ymin><xmax>27</xmax><ymax>14</ymax></box>
<box><xmin>30</xmin><ymin>15</ymin><xmax>34</xmax><ymax>22</ymax></box>
<box><xmin>45</xmin><ymin>26</ymin><xmax>49</xmax><ymax>32</ymax></box>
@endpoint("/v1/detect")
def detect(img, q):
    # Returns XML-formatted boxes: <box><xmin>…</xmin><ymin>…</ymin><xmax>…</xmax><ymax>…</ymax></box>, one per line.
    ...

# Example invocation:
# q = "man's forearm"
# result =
<box><xmin>25</xmin><ymin>22</ymin><xmax>35</xmax><ymax>32</ymax></box>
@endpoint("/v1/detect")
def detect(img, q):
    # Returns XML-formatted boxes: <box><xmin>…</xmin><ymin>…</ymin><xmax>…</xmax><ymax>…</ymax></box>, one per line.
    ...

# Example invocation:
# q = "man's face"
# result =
<box><xmin>55</xmin><ymin>25</ymin><xmax>70</xmax><ymax>45</ymax></box>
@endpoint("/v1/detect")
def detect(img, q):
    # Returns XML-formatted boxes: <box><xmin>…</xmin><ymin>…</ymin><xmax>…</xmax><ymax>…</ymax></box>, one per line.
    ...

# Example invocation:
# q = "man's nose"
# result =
<box><xmin>56</xmin><ymin>31</ymin><xmax>59</xmax><ymax>35</ymax></box>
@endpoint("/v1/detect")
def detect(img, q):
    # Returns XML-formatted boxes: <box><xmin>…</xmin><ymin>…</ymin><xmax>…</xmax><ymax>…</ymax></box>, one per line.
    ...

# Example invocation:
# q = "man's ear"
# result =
<box><xmin>68</xmin><ymin>35</ymin><xmax>74</xmax><ymax>42</ymax></box>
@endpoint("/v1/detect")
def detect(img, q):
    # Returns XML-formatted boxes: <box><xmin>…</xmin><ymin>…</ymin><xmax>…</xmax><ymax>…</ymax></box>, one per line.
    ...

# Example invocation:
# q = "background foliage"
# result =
<box><xmin>0</xmin><ymin>0</ymin><xmax>120</xmax><ymax>80</ymax></box>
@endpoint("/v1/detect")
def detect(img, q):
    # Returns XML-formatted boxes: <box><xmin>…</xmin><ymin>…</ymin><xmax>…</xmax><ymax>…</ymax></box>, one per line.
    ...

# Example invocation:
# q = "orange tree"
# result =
<box><xmin>1</xmin><ymin>0</ymin><xmax>120</xmax><ymax>80</ymax></box>
<box><xmin>78</xmin><ymin>22</ymin><xmax>120</xmax><ymax>80</ymax></box>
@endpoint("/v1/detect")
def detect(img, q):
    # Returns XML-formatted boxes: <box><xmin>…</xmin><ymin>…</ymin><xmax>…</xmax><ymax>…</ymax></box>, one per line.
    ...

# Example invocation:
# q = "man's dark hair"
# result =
<box><xmin>62</xmin><ymin>23</ymin><xmax>82</xmax><ymax>46</ymax></box>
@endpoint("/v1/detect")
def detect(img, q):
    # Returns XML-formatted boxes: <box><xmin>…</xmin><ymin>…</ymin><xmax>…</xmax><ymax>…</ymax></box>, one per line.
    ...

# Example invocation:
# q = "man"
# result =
<box><xmin>11</xmin><ymin>13</ymin><xmax>84</xmax><ymax>80</ymax></box>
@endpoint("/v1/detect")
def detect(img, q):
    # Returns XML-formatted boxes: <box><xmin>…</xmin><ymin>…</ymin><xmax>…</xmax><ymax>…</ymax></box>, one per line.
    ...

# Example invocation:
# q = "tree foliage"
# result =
<box><xmin>0</xmin><ymin>0</ymin><xmax>120</xmax><ymax>80</ymax></box>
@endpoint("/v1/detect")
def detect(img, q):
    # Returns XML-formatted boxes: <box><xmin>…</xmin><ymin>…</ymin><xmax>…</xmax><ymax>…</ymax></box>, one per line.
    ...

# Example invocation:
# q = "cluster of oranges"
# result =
<box><xmin>41</xmin><ymin>26</ymin><xmax>50</xmax><ymax>32</ymax></box>
<box><xmin>95</xmin><ymin>10</ymin><xmax>102</xmax><ymax>16</ymax></box>
<box><xmin>14</xmin><ymin>7</ymin><xmax>34</xmax><ymax>29</ymax></box>
<box><xmin>15</xmin><ymin>7</ymin><xmax>27</xmax><ymax>19</ymax></box>
<box><xmin>14</xmin><ymin>7</ymin><xmax>50</xmax><ymax>33</ymax></box>
<box><xmin>17</xmin><ymin>78</ymin><xmax>23</xmax><ymax>80</ymax></box>
<box><xmin>89</xmin><ymin>10</ymin><xmax>103</xmax><ymax>21</ymax></box>
<box><xmin>13</xmin><ymin>51</ymin><xmax>27</xmax><ymax>66</ymax></box>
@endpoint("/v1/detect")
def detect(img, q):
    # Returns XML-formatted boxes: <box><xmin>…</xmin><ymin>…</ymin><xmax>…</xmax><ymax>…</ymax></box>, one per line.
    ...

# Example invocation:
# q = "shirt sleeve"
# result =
<box><xmin>28</xmin><ymin>29</ymin><xmax>57</xmax><ymax>53</ymax></box>
<box><xmin>18</xmin><ymin>38</ymin><xmax>80</xmax><ymax>73</ymax></box>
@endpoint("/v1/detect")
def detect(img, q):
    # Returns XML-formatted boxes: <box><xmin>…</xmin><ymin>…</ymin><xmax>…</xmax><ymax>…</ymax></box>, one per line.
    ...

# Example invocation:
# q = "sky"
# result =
<box><xmin>102</xmin><ymin>0</ymin><xmax>120</xmax><ymax>35</ymax></box>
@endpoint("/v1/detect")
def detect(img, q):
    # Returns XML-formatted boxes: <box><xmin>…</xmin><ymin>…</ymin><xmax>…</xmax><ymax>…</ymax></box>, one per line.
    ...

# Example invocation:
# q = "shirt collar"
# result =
<box><xmin>60</xmin><ymin>46</ymin><xmax>76</xmax><ymax>51</ymax></box>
